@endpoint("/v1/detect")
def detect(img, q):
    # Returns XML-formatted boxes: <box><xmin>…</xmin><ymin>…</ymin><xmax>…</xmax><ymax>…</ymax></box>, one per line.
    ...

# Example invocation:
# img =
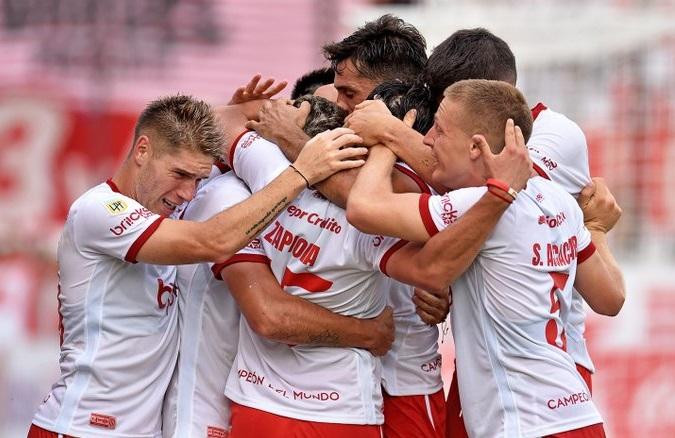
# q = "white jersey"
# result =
<box><xmin>162</xmin><ymin>172</ymin><xmax>251</xmax><ymax>438</ymax></box>
<box><xmin>381</xmin><ymin>163</ymin><xmax>443</xmax><ymax>396</ymax></box>
<box><xmin>529</xmin><ymin>103</ymin><xmax>594</xmax><ymax>373</ymax></box>
<box><xmin>33</xmin><ymin>181</ymin><xmax>178</xmax><ymax>438</ymax></box>
<box><xmin>223</xmin><ymin>131</ymin><xmax>401</xmax><ymax>424</ymax></box>
<box><xmin>413</xmin><ymin>178</ymin><xmax>602</xmax><ymax>437</ymax></box>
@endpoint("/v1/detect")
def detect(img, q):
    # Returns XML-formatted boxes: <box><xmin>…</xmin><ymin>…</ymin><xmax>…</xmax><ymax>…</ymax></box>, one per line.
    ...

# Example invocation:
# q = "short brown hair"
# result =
<box><xmin>133</xmin><ymin>95</ymin><xmax>224</xmax><ymax>160</ymax></box>
<box><xmin>443</xmin><ymin>79</ymin><xmax>532</xmax><ymax>153</ymax></box>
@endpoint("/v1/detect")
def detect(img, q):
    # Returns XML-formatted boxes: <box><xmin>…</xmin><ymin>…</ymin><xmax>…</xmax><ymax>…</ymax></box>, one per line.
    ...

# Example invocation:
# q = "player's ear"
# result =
<box><xmin>469</xmin><ymin>135</ymin><xmax>484</xmax><ymax>161</ymax></box>
<box><xmin>133</xmin><ymin>135</ymin><xmax>152</xmax><ymax>166</ymax></box>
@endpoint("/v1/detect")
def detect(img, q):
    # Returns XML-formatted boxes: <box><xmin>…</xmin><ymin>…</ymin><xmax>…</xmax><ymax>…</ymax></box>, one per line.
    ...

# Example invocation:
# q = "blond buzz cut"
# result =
<box><xmin>133</xmin><ymin>94</ymin><xmax>224</xmax><ymax>161</ymax></box>
<box><xmin>443</xmin><ymin>79</ymin><xmax>533</xmax><ymax>153</ymax></box>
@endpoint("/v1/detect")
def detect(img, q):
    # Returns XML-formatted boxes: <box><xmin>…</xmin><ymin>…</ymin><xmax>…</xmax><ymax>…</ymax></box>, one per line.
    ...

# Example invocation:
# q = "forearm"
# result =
<box><xmin>381</xmin><ymin>123</ymin><xmax>444</xmax><ymax>193</ymax></box>
<box><xmin>262</xmin><ymin>298</ymin><xmax>379</xmax><ymax>349</ymax></box>
<box><xmin>198</xmin><ymin>167</ymin><xmax>306</xmax><ymax>262</ymax></box>
<box><xmin>589</xmin><ymin>230</ymin><xmax>625</xmax><ymax>298</ymax></box>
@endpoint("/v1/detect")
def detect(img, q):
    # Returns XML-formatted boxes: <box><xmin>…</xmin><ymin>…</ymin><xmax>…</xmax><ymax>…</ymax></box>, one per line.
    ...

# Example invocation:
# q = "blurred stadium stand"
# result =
<box><xmin>0</xmin><ymin>0</ymin><xmax>673</xmax><ymax>436</ymax></box>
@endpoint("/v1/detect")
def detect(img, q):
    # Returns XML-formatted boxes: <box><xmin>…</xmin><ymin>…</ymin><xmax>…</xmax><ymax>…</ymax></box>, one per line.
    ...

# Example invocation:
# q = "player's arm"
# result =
<box><xmin>245</xmin><ymin>100</ymin><xmax>422</xmax><ymax>208</ymax></box>
<box><xmin>135</xmin><ymin>130</ymin><xmax>367</xmax><ymax>265</ymax></box>
<box><xmin>574</xmin><ymin>177</ymin><xmax>625</xmax><ymax>316</ymax></box>
<box><xmin>221</xmin><ymin>261</ymin><xmax>394</xmax><ymax>355</ymax></box>
<box><xmin>574</xmin><ymin>235</ymin><xmax>625</xmax><ymax>316</ymax></box>
<box><xmin>345</xmin><ymin>101</ymin><xmax>444</xmax><ymax>193</ymax></box>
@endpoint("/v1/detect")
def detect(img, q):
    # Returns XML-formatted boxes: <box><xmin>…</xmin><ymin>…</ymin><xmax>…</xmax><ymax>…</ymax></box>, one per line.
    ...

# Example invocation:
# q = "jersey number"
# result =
<box><xmin>545</xmin><ymin>272</ymin><xmax>568</xmax><ymax>351</ymax></box>
<box><xmin>280</xmin><ymin>267</ymin><xmax>333</xmax><ymax>293</ymax></box>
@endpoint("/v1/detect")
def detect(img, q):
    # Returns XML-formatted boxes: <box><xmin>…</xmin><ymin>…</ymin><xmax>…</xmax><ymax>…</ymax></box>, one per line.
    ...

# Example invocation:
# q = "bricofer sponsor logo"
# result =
<box><xmin>531</xmin><ymin>236</ymin><xmax>578</xmax><ymax>267</ymax></box>
<box><xmin>421</xmin><ymin>356</ymin><xmax>442</xmax><ymax>373</ymax></box>
<box><xmin>286</xmin><ymin>205</ymin><xmax>342</xmax><ymax>234</ymax></box>
<box><xmin>241</xmin><ymin>132</ymin><xmax>260</xmax><ymax>149</ymax></box>
<box><xmin>156</xmin><ymin>278</ymin><xmax>179</xmax><ymax>313</ymax></box>
<box><xmin>540</xmin><ymin>156</ymin><xmax>558</xmax><ymax>171</ymax></box>
<box><xmin>547</xmin><ymin>391</ymin><xmax>591</xmax><ymax>409</ymax></box>
<box><xmin>263</xmin><ymin>220</ymin><xmax>321</xmax><ymax>266</ymax></box>
<box><xmin>90</xmin><ymin>413</ymin><xmax>116</xmax><ymax>429</ymax></box>
<box><xmin>538</xmin><ymin>212</ymin><xmax>567</xmax><ymax>228</ymax></box>
<box><xmin>109</xmin><ymin>208</ymin><xmax>153</xmax><ymax>235</ymax></box>
<box><xmin>440</xmin><ymin>195</ymin><xmax>458</xmax><ymax>225</ymax></box>
<box><xmin>293</xmin><ymin>390</ymin><xmax>340</xmax><ymax>402</ymax></box>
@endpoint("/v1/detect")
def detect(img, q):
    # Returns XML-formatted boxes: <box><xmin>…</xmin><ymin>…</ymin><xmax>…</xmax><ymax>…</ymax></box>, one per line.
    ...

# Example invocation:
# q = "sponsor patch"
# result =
<box><xmin>104</xmin><ymin>198</ymin><xmax>129</xmax><ymax>215</ymax></box>
<box><xmin>90</xmin><ymin>412</ymin><xmax>116</xmax><ymax>429</ymax></box>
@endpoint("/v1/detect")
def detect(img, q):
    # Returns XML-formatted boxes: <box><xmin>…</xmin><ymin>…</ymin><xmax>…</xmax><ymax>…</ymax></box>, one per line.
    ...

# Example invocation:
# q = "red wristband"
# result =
<box><xmin>486</xmin><ymin>178</ymin><xmax>518</xmax><ymax>200</ymax></box>
<box><xmin>487</xmin><ymin>187</ymin><xmax>513</xmax><ymax>204</ymax></box>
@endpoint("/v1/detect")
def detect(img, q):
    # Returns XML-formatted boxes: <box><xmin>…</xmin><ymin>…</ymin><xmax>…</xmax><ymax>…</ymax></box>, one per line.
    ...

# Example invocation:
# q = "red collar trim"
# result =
<box><xmin>106</xmin><ymin>179</ymin><xmax>121</xmax><ymax>193</ymax></box>
<box><xmin>531</xmin><ymin>102</ymin><xmax>548</xmax><ymax>121</ymax></box>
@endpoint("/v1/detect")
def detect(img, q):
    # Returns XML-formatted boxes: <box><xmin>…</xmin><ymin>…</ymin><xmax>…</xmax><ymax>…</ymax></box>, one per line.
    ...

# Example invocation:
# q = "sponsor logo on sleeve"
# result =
<box><xmin>104</xmin><ymin>198</ymin><xmax>129</xmax><ymax>215</ymax></box>
<box><xmin>207</xmin><ymin>426</ymin><xmax>229</xmax><ymax>438</ymax></box>
<box><xmin>109</xmin><ymin>208</ymin><xmax>154</xmax><ymax>236</ymax></box>
<box><xmin>241</xmin><ymin>132</ymin><xmax>260</xmax><ymax>149</ymax></box>
<box><xmin>440</xmin><ymin>195</ymin><xmax>458</xmax><ymax>225</ymax></box>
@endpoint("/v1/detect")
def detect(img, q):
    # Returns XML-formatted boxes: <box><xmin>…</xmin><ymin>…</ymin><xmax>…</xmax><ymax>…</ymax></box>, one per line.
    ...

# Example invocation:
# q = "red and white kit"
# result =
<box><xmin>162</xmin><ymin>172</ymin><xmax>252</xmax><ymax>438</ymax></box>
<box><xmin>529</xmin><ymin>103</ymin><xmax>595</xmax><ymax>379</ymax></box>
<box><xmin>32</xmin><ymin>181</ymin><xmax>178</xmax><ymax>437</ymax></box>
<box><xmin>414</xmin><ymin>178</ymin><xmax>603</xmax><ymax>437</ymax></box>
<box><xmin>223</xmin><ymin>132</ymin><xmax>401</xmax><ymax>425</ymax></box>
<box><xmin>378</xmin><ymin>163</ymin><xmax>446</xmax><ymax>438</ymax></box>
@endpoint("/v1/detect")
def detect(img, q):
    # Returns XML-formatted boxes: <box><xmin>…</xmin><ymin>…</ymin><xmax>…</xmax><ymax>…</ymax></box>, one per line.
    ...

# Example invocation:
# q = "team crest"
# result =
<box><xmin>104</xmin><ymin>198</ymin><xmax>129</xmax><ymax>215</ymax></box>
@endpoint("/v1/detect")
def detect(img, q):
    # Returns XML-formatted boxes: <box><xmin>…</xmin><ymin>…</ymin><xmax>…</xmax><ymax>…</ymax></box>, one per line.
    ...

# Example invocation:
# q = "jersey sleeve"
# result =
<box><xmin>229</xmin><ymin>130</ymin><xmax>290</xmax><ymax>193</ymax></box>
<box><xmin>418</xmin><ymin>186</ymin><xmax>488</xmax><ymax>236</ymax></box>
<box><xmin>527</xmin><ymin>109</ymin><xmax>591</xmax><ymax>198</ymax></box>
<box><xmin>73</xmin><ymin>191</ymin><xmax>164</xmax><ymax>263</ymax></box>
<box><xmin>572</xmin><ymin>201</ymin><xmax>596</xmax><ymax>264</ymax></box>
<box><xmin>210</xmin><ymin>236</ymin><xmax>270</xmax><ymax>280</ymax></box>
<box><xmin>353</xmin><ymin>231</ymin><xmax>408</xmax><ymax>277</ymax></box>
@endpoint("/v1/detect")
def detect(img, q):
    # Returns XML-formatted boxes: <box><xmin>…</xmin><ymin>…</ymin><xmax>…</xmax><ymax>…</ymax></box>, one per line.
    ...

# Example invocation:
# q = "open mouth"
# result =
<box><xmin>162</xmin><ymin>198</ymin><xmax>177</xmax><ymax>212</ymax></box>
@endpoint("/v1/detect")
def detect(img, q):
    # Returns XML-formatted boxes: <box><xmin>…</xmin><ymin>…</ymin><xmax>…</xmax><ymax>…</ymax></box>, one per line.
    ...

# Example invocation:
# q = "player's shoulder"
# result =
<box><xmin>530</xmin><ymin>104</ymin><xmax>586</xmax><ymax>147</ymax></box>
<box><xmin>522</xmin><ymin>177</ymin><xmax>581</xmax><ymax>215</ymax></box>
<box><xmin>71</xmin><ymin>181</ymin><xmax>140</xmax><ymax>218</ymax></box>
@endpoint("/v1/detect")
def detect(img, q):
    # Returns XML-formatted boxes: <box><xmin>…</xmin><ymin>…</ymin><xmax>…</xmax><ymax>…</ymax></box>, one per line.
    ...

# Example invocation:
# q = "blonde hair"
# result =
<box><xmin>133</xmin><ymin>95</ymin><xmax>224</xmax><ymax>160</ymax></box>
<box><xmin>443</xmin><ymin>79</ymin><xmax>532</xmax><ymax>153</ymax></box>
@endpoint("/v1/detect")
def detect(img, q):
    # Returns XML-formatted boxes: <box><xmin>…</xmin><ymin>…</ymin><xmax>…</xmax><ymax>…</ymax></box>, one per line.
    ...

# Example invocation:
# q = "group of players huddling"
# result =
<box><xmin>29</xmin><ymin>14</ymin><xmax>625</xmax><ymax>438</ymax></box>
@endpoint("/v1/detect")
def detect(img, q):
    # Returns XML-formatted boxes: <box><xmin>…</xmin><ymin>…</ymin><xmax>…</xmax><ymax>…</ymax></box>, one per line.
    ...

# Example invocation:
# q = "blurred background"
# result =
<box><xmin>0</xmin><ymin>0</ymin><xmax>673</xmax><ymax>436</ymax></box>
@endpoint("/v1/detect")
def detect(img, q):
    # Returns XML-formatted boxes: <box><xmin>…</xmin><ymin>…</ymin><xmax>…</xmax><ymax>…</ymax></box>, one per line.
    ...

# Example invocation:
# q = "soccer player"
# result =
<box><xmin>219</xmin><ymin>92</ymin><xmax>531</xmax><ymax>437</ymax></box>
<box><xmin>162</xmin><ymin>87</ymin><xmax>395</xmax><ymax>438</ymax></box>
<box><xmin>344</xmin><ymin>29</ymin><xmax>624</xmax><ymax>436</ymax></box>
<box><xmin>347</xmin><ymin>79</ymin><xmax>625</xmax><ymax>437</ymax></box>
<box><xmin>28</xmin><ymin>95</ymin><xmax>367</xmax><ymax>438</ymax></box>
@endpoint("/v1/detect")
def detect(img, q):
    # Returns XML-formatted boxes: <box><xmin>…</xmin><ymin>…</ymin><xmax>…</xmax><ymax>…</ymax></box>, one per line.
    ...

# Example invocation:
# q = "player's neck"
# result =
<box><xmin>110</xmin><ymin>161</ymin><xmax>138</xmax><ymax>200</ymax></box>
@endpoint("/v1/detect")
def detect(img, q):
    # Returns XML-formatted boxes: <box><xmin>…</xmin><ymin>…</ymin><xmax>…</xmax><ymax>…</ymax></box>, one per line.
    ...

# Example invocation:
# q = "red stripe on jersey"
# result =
<box><xmin>531</xmin><ymin>102</ymin><xmax>548</xmax><ymax>121</ymax></box>
<box><xmin>577</xmin><ymin>241</ymin><xmax>596</xmax><ymax>264</ymax></box>
<box><xmin>419</xmin><ymin>193</ymin><xmax>440</xmax><ymax>236</ymax></box>
<box><xmin>211</xmin><ymin>253</ymin><xmax>271</xmax><ymax>280</ymax></box>
<box><xmin>379</xmin><ymin>239</ymin><xmax>408</xmax><ymax>277</ymax></box>
<box><xmin>106</xmin><ymin>179</ymin><xmax>121</xmax><ymax>193</ymax></box>
<box><xmin>394</xmin><ymin>163</ymin><xmax>431</xmax><ymax>194</ymax></box>
<box><xmin>124</xmin><ymin>216</ymin><xmax>165</xmax><ymax>263</ymax></box>
<box><xmin>533</xmin><ymin>163</ymin><xmax>550</xmax><ymax>179</ymax></box>
<box><xmin>228</xmin><ymin>130</ymin><xmax>251</xmax><ymax>173</ymax></box>
<box><xmin>280</xmin><ymin>267</ymin><xmax>333</xmax><ymax>292</ymax></box>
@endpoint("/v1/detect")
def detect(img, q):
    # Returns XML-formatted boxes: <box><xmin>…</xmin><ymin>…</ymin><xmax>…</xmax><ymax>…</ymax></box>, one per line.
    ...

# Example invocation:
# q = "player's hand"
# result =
<box><xmin>365</xmin><ymin>306</ymin><xmax>395</xmax><ymax>356</ymax></box>
<box><xmin>293</xmin><ymin>127</ymin><xmax>367</xmax><ymax>185</ymax></box>
<box><xmin>228</xmin><ymin>74</ymin><xmax>288</xmax><ymax>105</ymax></box>
<box><xmin>578</xmin><ymin>177</ymin><xmax>622</xmax><ymax>233</ymax></box>
<box><xmin>353</xmin><ymin>99</ymin><xmax>392</xmax><ymax>115</ymax></box>
<box><xmin>413</xmin><ymin>287</ymin><xmax>450</xmax><ymax>325</ymax></box>
<box><xmin>345</xmin><ymin>109</ymin><xmax>402</xmax><ymax>147</ymax></box>
<box><xmin>476</xmin><ymin>118</ymin><xmax>532</xmax><ymax>192</ymax></box>
<box><xmin>246</xmin><ymin>100</ymin><xmax>308</xmax><ymax>144</ymax></box>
